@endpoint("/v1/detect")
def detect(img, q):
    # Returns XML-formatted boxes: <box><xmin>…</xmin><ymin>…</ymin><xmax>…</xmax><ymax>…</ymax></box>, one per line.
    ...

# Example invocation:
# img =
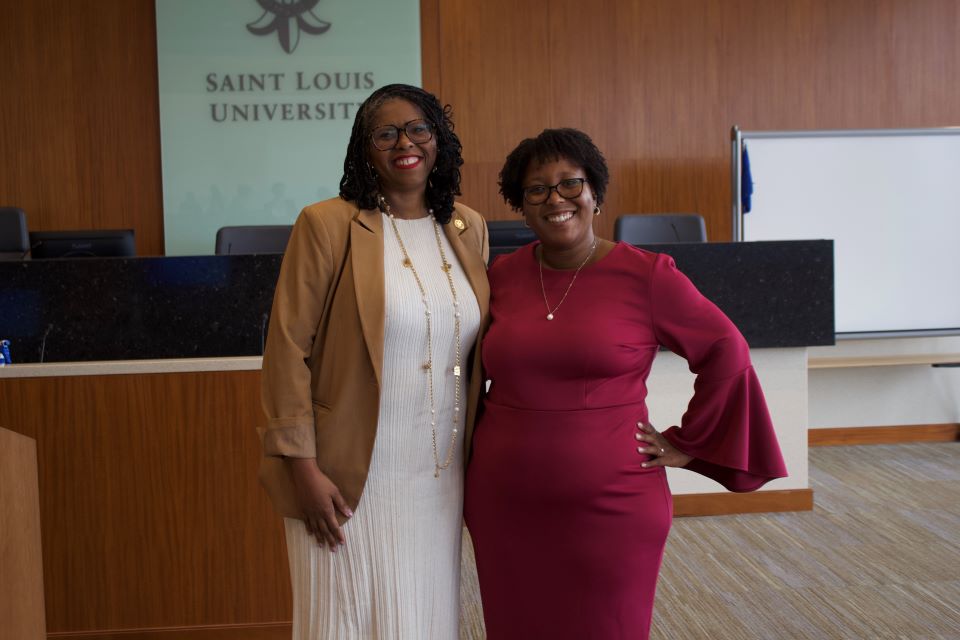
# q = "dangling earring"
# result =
<box><xmin>522</xmin><ymin>217</ymin><xmax>530</xmax><ymax>228</ymax></box>
<box><xmin>593</xmin><ymin>206</ymin><xmax>601</xmax><ymax>216</ymax></box>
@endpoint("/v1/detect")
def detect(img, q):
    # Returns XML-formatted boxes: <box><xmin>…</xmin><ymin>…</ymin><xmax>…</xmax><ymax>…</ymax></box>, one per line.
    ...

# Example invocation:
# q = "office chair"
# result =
<box><xmin>0</xmin><ymin>207</ymin><xmax>30</xmax><ymax>260</ymax></box>
<box><xmin>613</xmin><ymin>214</ymin><xmax>707</xmax><ymax>244</ymax></box>
<box><xmin>215</xmin><ymin>225</ymin><xmax>293</xmax><ymax>255</ymax></box>
<box><xmin>486</xmin><ymin>220</ymin><xmax>537</xmax><ymax>264</ymax></box>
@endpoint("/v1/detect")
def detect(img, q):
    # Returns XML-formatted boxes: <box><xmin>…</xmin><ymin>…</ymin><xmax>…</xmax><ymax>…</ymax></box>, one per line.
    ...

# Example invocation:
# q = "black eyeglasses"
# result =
<box><xmin>522</xmin><ymin>178</ymin><xmax>587</xmax><ymax>205</ymax></box>
<box><xmin>371</xmin><ymin>119</ymin><xmax>434</xmax><ymax>151</ymax></box>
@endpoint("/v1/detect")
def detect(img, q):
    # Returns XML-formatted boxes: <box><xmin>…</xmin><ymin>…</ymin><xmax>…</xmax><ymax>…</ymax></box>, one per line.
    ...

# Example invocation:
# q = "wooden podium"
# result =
<box><xmin>0</xmin><ymin>427</ymin><xmax>46</xmax><ymax>639</ymax></box>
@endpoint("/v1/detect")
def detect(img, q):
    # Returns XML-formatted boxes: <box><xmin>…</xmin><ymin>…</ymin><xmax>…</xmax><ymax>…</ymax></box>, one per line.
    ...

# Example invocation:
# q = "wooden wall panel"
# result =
<box><xmin>0</xmin><ymin>0</ymin><xmax>164</xmax><ymax>255</ymax></box>
<box><xmin>420</xmin><ymin>0</ymin><xmax>442</xmax><ymax>93</ymax></box>
<box><xmin>433</xmin><ymin>0</ymin><xmax>552</xmax><ymax>224</ymax></box>
<box><xmin>430</xmin><ymin>0</ymin><xmax>960</xmax><ymax>241</ymax></box>
<box><xmin>3</xmin><ymin>0</ymin><xmax>958</xmax><ymax>252</ymax></box>
<box><xmin>0</xmin><ymin>372</ymin><xmax>289</xmax><ymax>634</ymax></box>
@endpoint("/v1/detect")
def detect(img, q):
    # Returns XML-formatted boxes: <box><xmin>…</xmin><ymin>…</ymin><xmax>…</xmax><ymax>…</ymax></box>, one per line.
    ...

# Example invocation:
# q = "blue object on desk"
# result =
<box><xmin>0</xmin><ymin>339</ymin><xmax>10</xmax><ymax>365</ymax></box>
<box><xmin>741</xmin><ymin>144</ymin><xmax>754</xmax><ymax>213</ymax></box>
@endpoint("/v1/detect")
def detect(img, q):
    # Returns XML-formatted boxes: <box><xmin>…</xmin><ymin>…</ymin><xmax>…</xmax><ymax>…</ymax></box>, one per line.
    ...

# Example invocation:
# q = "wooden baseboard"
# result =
<box><xmin>673</xmin><ymin>488</ymin><xmax>813</xmax><ymax>517</ymax></box>
<box><xmin>809</xmin><ymin>424</ymin><xmax>960</xmax><ymax>446</ymax></box>
<box><xmin>47</xmin><ymin>622</ymin><xmax>291</xmax><ymax>640</ymax></box>
<box><xmin>808</xmin><ymin>353</ymin><xmax>960</xmax><ymax>368</ymax></box>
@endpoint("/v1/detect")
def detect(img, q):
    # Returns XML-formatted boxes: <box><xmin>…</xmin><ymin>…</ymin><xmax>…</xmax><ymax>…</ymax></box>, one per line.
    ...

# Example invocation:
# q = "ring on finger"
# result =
<box><xmin>659</xmin><ymin>447</ymin><xmax>666</xmax><ymax>456</ymax></box>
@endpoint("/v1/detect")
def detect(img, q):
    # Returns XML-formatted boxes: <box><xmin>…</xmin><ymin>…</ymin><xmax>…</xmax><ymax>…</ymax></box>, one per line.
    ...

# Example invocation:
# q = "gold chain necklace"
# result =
<box><xmin>379</xmin><ymin>196</ymin><xmax>462</xmax><ymax>478</ymax></box>
<box><xmin>538</xmin><ymin>239</ymin><xmax>597</xmax><ymax>320</ymax></box>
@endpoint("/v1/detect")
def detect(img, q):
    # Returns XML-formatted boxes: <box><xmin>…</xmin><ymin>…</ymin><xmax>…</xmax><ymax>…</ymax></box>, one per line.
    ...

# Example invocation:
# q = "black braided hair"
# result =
<box><xmin>339</xmin><ymin>84</ymin><xmax>463</xmax><ymax>224</ymax></box>
<box><xmin>498</xmin><ymin>128</ymin><xmax>609</xmax><ymax>212</ymax></box>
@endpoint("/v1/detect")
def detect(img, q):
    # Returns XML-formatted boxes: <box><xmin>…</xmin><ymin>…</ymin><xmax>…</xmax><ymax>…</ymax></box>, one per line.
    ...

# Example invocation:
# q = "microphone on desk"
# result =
<box><xmin>260</xmin><ymin>313</ymin><xmax>269</xmax><ymax>354</ymax></box>
<box><xmin>20</xmin><ymin>241</ymin><xmax>42</xmax><ymax>260</ymax></box>
<box><xmin>39</xmin><ymin>323</ymin><xmax>53</xmax><ymax>363</ymax></box>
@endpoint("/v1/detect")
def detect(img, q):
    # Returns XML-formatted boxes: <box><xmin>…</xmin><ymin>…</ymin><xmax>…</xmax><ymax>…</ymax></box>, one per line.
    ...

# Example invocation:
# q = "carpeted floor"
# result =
<box><xmin>459</xmin><ymin>442</ymin><xmax>960</xmax><ymax>639</ymax></box>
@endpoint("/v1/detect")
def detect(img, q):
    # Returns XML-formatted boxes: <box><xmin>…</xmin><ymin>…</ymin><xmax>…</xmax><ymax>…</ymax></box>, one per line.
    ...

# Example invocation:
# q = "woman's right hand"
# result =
<box><xmin>286</xmin><ymin>458</ymin><xmax>354</xmax><ymax>550</ymax></box>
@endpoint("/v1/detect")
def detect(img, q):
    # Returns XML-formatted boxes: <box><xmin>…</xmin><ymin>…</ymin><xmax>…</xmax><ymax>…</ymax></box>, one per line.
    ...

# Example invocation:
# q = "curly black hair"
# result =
<box><xmin>498</xmin><ymin>128</ymin><xmax>609</xmax><ymax>212</ymax></box>
<box><xmin>339</xmin><ymin>84</ymin><xmax>463</xmax><ymax>224</ymax></box>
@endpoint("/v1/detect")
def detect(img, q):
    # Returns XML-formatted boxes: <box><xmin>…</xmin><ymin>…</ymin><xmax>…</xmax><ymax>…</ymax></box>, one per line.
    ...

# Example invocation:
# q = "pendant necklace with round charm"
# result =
<box><xmin>538</xmin><ymin>239</ymin><xmax>597</xmax><ymax>320</ymax></box>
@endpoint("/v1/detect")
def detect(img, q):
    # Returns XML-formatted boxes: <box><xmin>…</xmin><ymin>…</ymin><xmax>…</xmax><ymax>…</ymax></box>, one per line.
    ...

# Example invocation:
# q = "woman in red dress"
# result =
<box><xmin>463</xmin><ymin>129</ymin><xmax>787</xmax><ymax>639</ymax></box>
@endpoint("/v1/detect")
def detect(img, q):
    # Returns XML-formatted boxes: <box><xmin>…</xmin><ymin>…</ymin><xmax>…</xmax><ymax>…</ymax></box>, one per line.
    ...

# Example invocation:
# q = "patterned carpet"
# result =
<box><xmin>459</xmin><ymin>442</ymin><xmax>960</xmax><ymax>639</ymax></box>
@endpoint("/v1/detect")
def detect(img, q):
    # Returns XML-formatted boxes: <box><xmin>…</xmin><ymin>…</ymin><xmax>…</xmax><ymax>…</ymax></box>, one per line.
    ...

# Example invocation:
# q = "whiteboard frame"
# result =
<box><xmin>731</xmin><ymin>126</ymin><xmax>960</xmax><ymax>339</ymax></box>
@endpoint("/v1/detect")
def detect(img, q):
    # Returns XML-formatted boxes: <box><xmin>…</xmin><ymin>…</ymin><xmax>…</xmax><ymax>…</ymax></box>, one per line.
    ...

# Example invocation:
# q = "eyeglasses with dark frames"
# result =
<box><xmin>370</xmin><ymin>119</ymin><xmax>435</xmax><ymax>151</ymax></box>
<box><xmin>522</xmin><ymin>178</ymin><xmax>587</xmax><ymax>205</ymax></box>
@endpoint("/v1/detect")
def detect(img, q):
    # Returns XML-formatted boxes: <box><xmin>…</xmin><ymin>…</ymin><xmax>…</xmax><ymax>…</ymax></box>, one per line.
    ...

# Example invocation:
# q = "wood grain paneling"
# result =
<box><xmin>46</xmin><ymin>622</ymin><xmax>290</xmax><ymax>640</ymax></box>
<box><xmin>673</xmin><ymin>488</ymin><xmax>814</xmax><ymax>517</ymax></box>
<box><xmin>3</xmin><ymin>1</ymin><xmax>958</xmax><ymax>252</ymax></box>
<box><xmin>420</xmin><ymin>0</ymin><xmax>442</xmax><ymax>93</ymax></box>
<box><xmin>430</xmin><ymin>0</ymin><xmax>960</xmax><ymax>241</ymax></box>
<box><xmin>808</xmin><ymin>353</ymin><xmax>960</xmax><ymax>368</ymax></box>
<box><xmin>809</xmin><ymin>424</ymin><xmax>960</xmax><ymax>446</ymax></box>
<box><xmin>0</xmin><ymin>428</ymin><xmax>47</xmax><ymax>640</ymax></box>
<box><xmin>434</xmin><ymin>0</ymin><xmax>552</xmax><ymax>224</ymax></box>
<box><xmin>0</xmin><ymin>372</ymin><xmax>289</xmax><ymax>634</ymax></box>
<box><xmin>0</xmin><ymin>0</ymin><xmax>164</xmax><ymax>255</ymax></box>
<box><xmin>0</xmin><ymin>366</ymin><xmax>814</xmax><ymax>636</ymax></box>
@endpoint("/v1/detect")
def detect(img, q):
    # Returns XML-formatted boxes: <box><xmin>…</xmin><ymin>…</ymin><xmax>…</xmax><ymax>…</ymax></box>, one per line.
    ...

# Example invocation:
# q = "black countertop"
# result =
<box><xmin>642</xmin><ymin>240</ymin><xmax>834</xmax><ymax>350</ymax></box>
<box><xmin>0</xmin><ymin>240</ymin><xmax>833</xmax><ymax>363</ymax></box>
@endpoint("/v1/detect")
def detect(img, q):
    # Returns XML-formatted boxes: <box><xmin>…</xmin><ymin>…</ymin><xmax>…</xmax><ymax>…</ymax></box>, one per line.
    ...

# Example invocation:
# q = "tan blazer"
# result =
<box><xmin>259</xmin><ymin>197</ymin><xmax>490</xmax><ymax>519</ymax></box>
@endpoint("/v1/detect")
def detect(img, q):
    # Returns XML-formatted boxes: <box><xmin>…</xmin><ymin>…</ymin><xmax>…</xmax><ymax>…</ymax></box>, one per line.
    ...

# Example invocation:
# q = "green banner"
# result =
<box><xmin>156</xmin><ymin>0</ymin><xmax>421</xmax><ymax>255</ymax></box>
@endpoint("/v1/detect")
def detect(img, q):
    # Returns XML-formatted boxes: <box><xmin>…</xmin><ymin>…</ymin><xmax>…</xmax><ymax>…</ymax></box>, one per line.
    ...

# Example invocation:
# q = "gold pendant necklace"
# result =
<box><xmin>539</xmin><ymin>240</ymin><xmax>597</xmax><ymax>320</ymax></box>
<box><xmin>379</xmin><ymin>196</ymin><xmax>462</xmax><ymax>478</ymax></box>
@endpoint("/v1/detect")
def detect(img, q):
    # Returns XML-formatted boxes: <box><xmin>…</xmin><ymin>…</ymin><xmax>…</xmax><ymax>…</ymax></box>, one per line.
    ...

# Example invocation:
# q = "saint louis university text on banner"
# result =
<box><xmin>156</xmin><ymin>0</ymin><xmax>421</xmax><ymax>255</ymax></box>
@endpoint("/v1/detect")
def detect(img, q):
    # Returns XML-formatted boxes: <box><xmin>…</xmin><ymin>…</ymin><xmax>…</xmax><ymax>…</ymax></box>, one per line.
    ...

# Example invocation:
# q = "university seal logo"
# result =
<box><xmin>247</xmin><ymin>0</ymin><xmax>331</xmax><ymax>54</ymax></box>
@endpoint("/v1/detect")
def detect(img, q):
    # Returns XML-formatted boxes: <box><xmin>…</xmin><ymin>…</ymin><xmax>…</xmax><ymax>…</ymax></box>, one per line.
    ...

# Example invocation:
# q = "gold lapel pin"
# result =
<box><xmin>453</xmin><ymin>218</ymin><xmax>465</xmax><ymax>230</ymax></box>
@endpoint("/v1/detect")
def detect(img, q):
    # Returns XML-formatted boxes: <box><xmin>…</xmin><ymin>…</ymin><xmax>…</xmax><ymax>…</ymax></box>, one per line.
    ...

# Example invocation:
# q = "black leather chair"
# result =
<box><xmin>0</xmin><ymin>207</ymin><xmax>30</xmax><ymax>260</ymax></box>
<box><xmin>613</xmin><ymin>214</ymin><xmax>707</xmax><ymax>244</ymax></box>
<box><xmin>487</xmin><ymin>220</ymin><xmax>537</xmax><ymax>264</ymax></box>
<box><xmin>215</xmin><ymin>225</ymin><xmax>293</xmax><ymax>255</ymax></box>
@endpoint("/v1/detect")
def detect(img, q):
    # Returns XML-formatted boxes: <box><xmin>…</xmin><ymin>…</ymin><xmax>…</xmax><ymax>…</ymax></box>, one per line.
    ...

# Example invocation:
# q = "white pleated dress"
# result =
<box><xmin>284</xmin><ymin>213</ymin><xmax>481</xmax><ymax>640</ymax></box>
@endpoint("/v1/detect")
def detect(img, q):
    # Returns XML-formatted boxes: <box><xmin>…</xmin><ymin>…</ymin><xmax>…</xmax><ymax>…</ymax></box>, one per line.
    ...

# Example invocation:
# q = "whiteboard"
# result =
<box><xmin>735</xmin><ymin>129</ymin><xmax>960</xmax><ymax>336</ymax></box>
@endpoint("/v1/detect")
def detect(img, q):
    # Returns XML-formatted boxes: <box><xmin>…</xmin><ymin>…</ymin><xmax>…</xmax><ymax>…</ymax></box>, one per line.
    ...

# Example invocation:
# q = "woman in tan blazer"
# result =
<box><xmin>260</xmin><ymin>84</ymin><xmax>489</xmax><ymax>639</ymax></box>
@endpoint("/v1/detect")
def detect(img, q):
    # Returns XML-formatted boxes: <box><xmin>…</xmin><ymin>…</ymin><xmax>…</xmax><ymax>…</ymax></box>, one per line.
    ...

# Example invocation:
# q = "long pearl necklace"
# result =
<box><xmin>379</xmin><ymin>196</ymin><xmax>462</xmax><ymax>478</ymax></box>
<box><xmin>538</xmin><ymin>239</ymin><xmax>598</xmax><ymax>320</ymax></box>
